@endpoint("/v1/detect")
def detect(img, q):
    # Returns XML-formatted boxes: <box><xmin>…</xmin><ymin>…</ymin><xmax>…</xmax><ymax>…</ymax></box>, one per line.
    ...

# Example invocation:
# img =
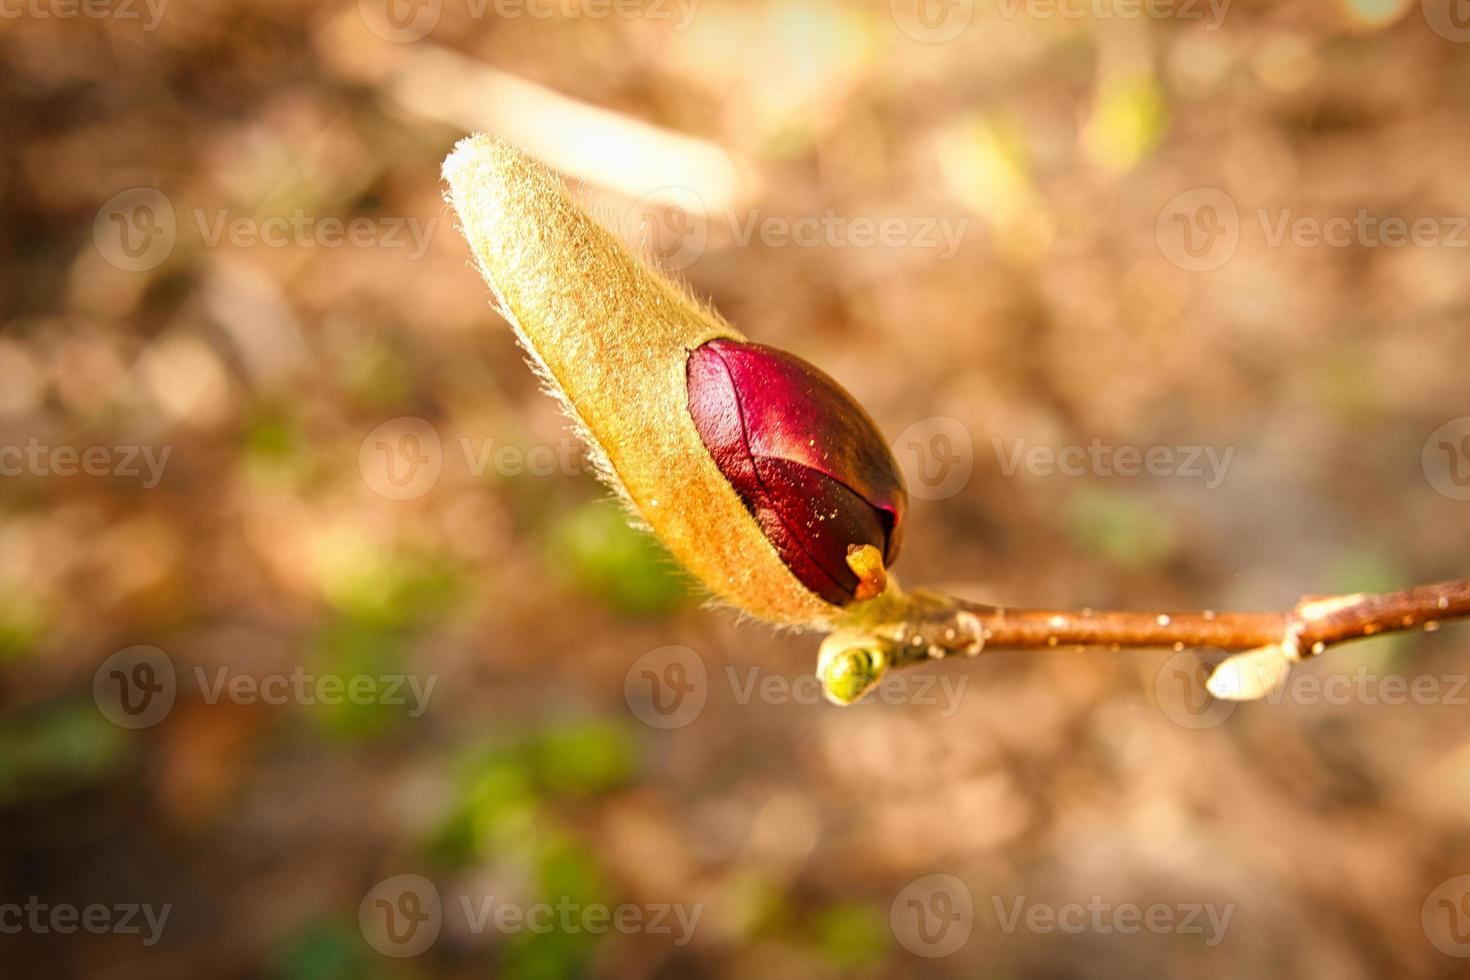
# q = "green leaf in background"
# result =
<box><xmin>427</xmin><ymin>747</ymin><xmax>540</xmax><ymax>868</ymax></box>
<box><xmin>534</xmin><ymin>833</ymin><xmax>608</xmax><ymax>908</ymax></box>
<box><xmin>426</xmin><ymin>719</ymin><xmax>637</xmax><ymax>868</ymax></box>
<box><xmin>494</xmin><ymin>834</ymin><xmax>609</xmax><ymax>980</ymax></box>
<box><xmin>241</xmin><ymin>405</ymin><xmax>316</xmax><ymax>490</ymax></box>
<box><xmin>812</xmin><ymin>901</ymin><xmax>889</xmax><ymax>971</ymax></box>
<box><xmin>499</xmin><ymin>926</ymin><xmax>593</xmax><ymax>980</ymax></box>
<box><xmin>306</xmin><ymin>618</ymin><xmax>413</xmax><ymax>741</ymax></box>
<box><xmin>0</xmin><ymin>591</ymin><xmax>47</xmax><ymax>663</ymax></box>
<box><xmin>417</xmin><ymin>724</ymin><xmax>638</xmax><ymax>979</ymax></box>
<box><xmin>466</xmin><ymin>758</ymin><xmax>540</xmax><ymax>855</ymax></box>
<box><xmin>0</xmin><ymin>700</ymin><xmax>126</xmax><ymax>805</ymax></box>
<box><xmin>530</xmin><ymin>718</ymin><xmax>637</xmax><ymax>799</ymax></box>
<box><xmin>310</xmin><ymin>534</ymin><xmax>463</xmax><ymax>631</ymax></box>
<box><xmin>718</xmin><ymin>870</ymin><xmax>790</xmax><ymax>942</ymax></box>
<box><xmin>269</xmin><ymin>922</ymin><xmax>392</xmax><ymax>980</ymax></box>
<box><xmin>544</xmin><ymin>498</ymin><xmax>691</xmax><ymax>617</ymax></box>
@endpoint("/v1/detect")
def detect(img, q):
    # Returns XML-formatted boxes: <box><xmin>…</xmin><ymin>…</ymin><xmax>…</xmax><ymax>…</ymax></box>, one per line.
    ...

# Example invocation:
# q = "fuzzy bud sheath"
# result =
<box><xmin>443</xmin><ymin>136</ymin><xmax>909</xmax><ymax>629</ymax></box>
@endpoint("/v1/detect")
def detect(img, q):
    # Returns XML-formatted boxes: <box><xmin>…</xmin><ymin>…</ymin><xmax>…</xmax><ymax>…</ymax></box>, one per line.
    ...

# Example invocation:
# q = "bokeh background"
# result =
<box><xmin>4</xmin><ymin>0</ymin><xmax>1470</xmax><ymax>976</ymax></box>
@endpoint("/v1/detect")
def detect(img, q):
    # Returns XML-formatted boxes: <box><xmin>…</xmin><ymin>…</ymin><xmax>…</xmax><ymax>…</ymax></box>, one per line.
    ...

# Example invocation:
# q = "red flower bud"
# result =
<box><xmin>686</xmin><ymin>339</ymin><xmax>907</xmax><ymax>605</ymax></box>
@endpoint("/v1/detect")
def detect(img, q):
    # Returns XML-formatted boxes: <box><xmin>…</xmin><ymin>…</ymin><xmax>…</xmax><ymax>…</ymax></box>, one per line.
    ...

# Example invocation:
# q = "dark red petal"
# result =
<box><xmin>686</xmin><ymin>339</ymin><xmax>909</xmax><ymax>604</ymax></box>
<box><xmin>685</xmin><ymin>341</ymin><xmax>758</xmax><ymax>489</ymax></box>
<box><xmin>751</xmin><ymin>458</ymin><xmax>887</xmax><ymax>604</ymax></box>
<box><xmin>698</xmin><ymin>338</ymin><xmax>906</xmax><ymax>563</ymax></box>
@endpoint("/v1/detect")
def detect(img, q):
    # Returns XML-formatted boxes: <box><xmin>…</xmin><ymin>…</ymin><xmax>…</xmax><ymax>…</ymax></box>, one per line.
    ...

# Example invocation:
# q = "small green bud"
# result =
<box><xmin>817</xmin><ymin>631</ymin><xmax>889</xmax><ymax>706</ymax></box>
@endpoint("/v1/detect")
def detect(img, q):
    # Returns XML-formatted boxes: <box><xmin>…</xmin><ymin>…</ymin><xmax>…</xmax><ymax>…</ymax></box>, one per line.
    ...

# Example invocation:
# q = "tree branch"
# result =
<box><xmin>818</xmin><ymin>578</ymin><xmax>1470</xmax><ymax>705</ymax></box>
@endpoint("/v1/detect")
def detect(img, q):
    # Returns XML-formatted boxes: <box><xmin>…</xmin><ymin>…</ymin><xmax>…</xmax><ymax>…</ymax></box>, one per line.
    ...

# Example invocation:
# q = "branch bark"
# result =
<box><xmin>818</xmin><ymin>578</ymin><xmax>1470</xmax><ymax>705</ymax></box>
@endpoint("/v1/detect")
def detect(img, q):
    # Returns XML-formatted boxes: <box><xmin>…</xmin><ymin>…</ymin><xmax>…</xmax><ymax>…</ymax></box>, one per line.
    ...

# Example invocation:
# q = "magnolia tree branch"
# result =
<box><xmin>818</xmin><ymin>577</ymin><xmax>1470</xmax><ymax>705</ymax></box>
<box><xmin>437</xmin><ymin>139</ymin><xmax>1469</xmax><ymax>711</ymax></box>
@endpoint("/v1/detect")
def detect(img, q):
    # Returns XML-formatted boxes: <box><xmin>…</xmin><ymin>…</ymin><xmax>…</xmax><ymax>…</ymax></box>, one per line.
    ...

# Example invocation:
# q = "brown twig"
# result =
<box><xmin>919</xmin><ymin>578</ymin><xmax>1468</xmax><ymax>658</ymax></box>
<box><xmin>818</xmin><ymin>578</ymin><xmax>1470</xmax><ymax>704</ymax></box>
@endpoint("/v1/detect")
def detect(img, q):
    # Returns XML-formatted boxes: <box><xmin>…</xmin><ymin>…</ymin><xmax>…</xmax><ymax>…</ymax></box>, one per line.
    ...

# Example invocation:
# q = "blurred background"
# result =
<box><xmin>4</xmin><ymin>0</ymin><xmax>1470</xmax><ymax>976</ymax></box>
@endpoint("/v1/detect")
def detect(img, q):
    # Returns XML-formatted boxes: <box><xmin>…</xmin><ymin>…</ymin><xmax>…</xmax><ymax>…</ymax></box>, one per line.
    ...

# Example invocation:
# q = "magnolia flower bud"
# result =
<box><xmin>687</xmin><ymin>339</ymin><xmax>906</xmax><ymax>605</ymax></box>
<box><xmin>443</xmin><ymin>135</ymin><xmax>906</xmax><ymax>627</ymax></box>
